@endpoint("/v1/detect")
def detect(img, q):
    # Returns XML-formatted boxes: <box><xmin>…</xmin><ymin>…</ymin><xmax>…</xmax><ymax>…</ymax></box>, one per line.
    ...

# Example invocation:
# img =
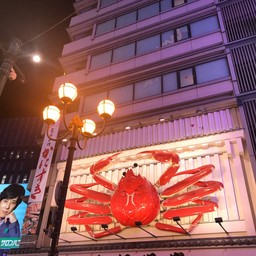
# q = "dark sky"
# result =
<box><xmin>0</xmin><ymin>0</ymin><xmax>75</xmax><ymax>118</ymax></box>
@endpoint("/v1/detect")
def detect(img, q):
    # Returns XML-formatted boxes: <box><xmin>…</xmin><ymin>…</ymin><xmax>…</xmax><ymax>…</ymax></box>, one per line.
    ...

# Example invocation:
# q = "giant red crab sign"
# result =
<box><xmin>65</xmin><ymin>150</ymin><xmax>223</xmax><ymax>238</ymax></box>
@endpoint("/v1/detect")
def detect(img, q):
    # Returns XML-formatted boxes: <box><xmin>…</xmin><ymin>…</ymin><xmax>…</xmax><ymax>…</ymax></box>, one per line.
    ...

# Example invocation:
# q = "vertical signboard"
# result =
<box><xmin>22</xmin><ymin>121</ymin><xmax>59</xmax><ymax>235</ymax></box>
<box><xmin>0</xmin><ymin>183</ymin><xmax>29</xmax><ymax>250</ymax></box>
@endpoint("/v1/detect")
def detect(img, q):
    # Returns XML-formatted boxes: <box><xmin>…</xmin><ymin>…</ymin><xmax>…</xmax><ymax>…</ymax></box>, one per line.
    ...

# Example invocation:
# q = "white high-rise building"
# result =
<box><xmin>16</xmin><ymin>1</ymin><xmax>256</xmax><ymax>255</ymax></box>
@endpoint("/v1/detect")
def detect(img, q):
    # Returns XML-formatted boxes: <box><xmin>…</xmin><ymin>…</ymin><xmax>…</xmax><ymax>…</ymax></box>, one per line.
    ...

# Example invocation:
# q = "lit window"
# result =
<box><xmin>30</xmin><ymin>151</ymin><xmax>34</xmax><ymax>159</ymax></box>
<box><xmin>1</xmin><ymin>175</ymin><xmax>7</xmax><ymax>184</ymax></box>
<box><xmin>9</xmin><ymin>151</ymin><xmax>15</xmax><ymax>159</ymax></box>
<box><xmin>22</xmin><ymin>175</ymin><xmax>28</xmax><ymax>183</ymax></box>
<box><xmin>16</xmin><ymin>151</ymin><xmax>20</xmax><ymax>159</ymax></box>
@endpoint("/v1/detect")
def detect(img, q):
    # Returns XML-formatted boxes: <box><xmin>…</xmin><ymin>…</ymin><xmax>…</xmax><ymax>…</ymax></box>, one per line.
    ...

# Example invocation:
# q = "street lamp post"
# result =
<box><xmin>0</xmin><ymin>38</ymin><xmax>23</xmax><ymax>96</ymax></box>
<box><xmin>43</xmin><ymin>82</ymin><xmax>115</xmax><ymax>256</ymax></box>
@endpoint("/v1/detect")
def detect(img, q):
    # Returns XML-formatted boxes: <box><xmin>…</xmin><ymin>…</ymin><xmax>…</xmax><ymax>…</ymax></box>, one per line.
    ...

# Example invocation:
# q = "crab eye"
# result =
<box><xmin>133</xmin><ymin>163</ymin><xmax>138</xmax><ymax>167</ymax></box>
<box><xmin>122</xmin><ymin>172</ymin><xmax>126</xmax><ymax>177</ymax></box>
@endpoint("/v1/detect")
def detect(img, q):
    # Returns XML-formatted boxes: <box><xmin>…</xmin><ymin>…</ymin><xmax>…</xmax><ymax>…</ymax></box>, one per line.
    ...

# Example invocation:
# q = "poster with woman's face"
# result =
<box><xmin>0</xmin><ymin>183</ymin><xmax>29</xmax><ymax>249</ymax></box>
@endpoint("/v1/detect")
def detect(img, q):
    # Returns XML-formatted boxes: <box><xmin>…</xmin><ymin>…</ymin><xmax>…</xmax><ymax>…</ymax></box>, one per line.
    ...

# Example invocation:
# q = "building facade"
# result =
<box><xmin>0</xmin><ymin>117</ymin><xmax>42</xmax><ymax>185</ymax></box>
<box><xmin>12</xmin><ymin>0</ymin><xmax>256</xmax><ymax>255</ymax></box>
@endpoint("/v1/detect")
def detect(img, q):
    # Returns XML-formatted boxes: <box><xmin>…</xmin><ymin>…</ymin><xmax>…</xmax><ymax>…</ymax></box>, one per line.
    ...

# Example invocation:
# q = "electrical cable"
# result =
<box><xmin>23</xmin><ymin>2</ymin><xmax>90</xmax><ymax>46</ymax></box>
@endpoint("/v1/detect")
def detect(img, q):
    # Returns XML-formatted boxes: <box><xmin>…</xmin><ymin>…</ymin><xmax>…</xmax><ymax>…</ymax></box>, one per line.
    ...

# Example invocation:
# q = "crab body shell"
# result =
<box><xmin>110</xmin><ymin>169</ymin><xmax>160</xmax><ymax>226</ymax></box>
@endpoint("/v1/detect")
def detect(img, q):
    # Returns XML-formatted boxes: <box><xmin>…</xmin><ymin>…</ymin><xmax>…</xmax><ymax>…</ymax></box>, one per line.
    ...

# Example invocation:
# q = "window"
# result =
<box><xmin>84</xmin><ymin>58</ymin><xmax>229</xmax><ymax>104</ymax></box>
<box><xmin>22</xmin><ymin>150</ymin><xmax>28</xmax><ymax>159</ymax></box>
<box><xmin>90</xmin><ymin>51</ymin><xmax>112</xmax><ymax>70</ymax></box>
<box><xmin>134</xmin><ymin>77</ymin><xmax>161</xmax><ymax>100</ymax></box>
<box><xmin>138</xmin><ymin>3</ymin><xmax>159</xmax><ymax>20</ymax></box>
<box><xmin>112</xmin><ymin>43</ymin><xmax>135</xmax><ymax>62</ymax></box>
<box><xmin>109</xmin><ymin>85</ymin><xmax>133</xmax><ymax>105</ymax></box>
<box><xmin>83</xmin><ymin>92</ymin><xmax>107</xmax><ymax>113</ymax></box>
<box><xmin>22</xmin><ymin>174</ymin><xmax>28</xmax><ymax>183</ymax></box>
<box><xmin>191</xmin><ymin>16</ymin><xmax>219</xmax><ymax>37</ymax></box>
<box><xmin>116</xmin><ymin>11</ymin><xmax>136</xmax><ymax>29</ymax></box>
<box><xmin>1</xmin><ymin>175</ymin><xmax>7</xmax><ymax>184</ymax></box>
<box><xmin>161</xmin><ymin>0</ymin><xmax>173</xmax><ymax>12</ymax></box>
<box><xmin>196</xmin><ymin>59</ymin><xmax>230</xmax><ymax>83</ymax></box>
<box><xmin>96</xmin><ymin>19</ymin><xmax>116</xmax><ymax>36</ymax></box>
<box><xmin>173</xmin><ymin>0</ymin><xmax>185</xmax><ymax>7</ymax></box>
<box><xmin>16</xmin><ymin>151</ymin><xmax>20</xmax><ymax>159</ymax></box>
<box><xmin>9</xmin><ymin>151</ymin><xmax>15</xmax><ymax>160</ymax></box>
<box><xmin>8</xmin><ymin>175</ymin><xmax>13</xmax><ymax>184</ymax></box>
<box><xmin>162</xmin><ymin>30</ymin><xmax>175</xmax><ymax>46</ymax></box>
<box><xmin>163</xmin><ymin>72</ymin><xmax>178</xmax><ymax>92</ymax></box>
<box><xmin>137</xmin><ymin>35</ymin><xmax>160</xmax><ymax>55</ymax></box>
<box><xmin>16</xmin><ymin>175</ymin><xmax>20</xmax><ymax>183</ymax></box>
<box><xmin>180</xmin><ymin>68</ymin><xmax>195</xmax><ymax>87</ymax></box>
<box><xmin>2</xmin><ymin>151</ymin><xmax>7</xmax><ymax>160</ymax></box>
<box><xmin>176</xmin><ymin>25</ymin><xmax>189</xmax><ymax>41</ymax></box>
<box><xmin>100</xmin><ymin>0</ymin><xmax>118</xmax><ymax>8</ymax></box>
<box><xmin>29</xmin><ymin>150</ymin><xmax>34</xmax><ymax>159</ymax></box>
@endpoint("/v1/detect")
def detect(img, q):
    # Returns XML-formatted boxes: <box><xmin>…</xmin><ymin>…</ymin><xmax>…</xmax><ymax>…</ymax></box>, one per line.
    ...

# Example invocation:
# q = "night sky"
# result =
<box><xmin>0</xmin><ymin>0</ymin><xmax>75</xmax><ymax>118</ymax></box>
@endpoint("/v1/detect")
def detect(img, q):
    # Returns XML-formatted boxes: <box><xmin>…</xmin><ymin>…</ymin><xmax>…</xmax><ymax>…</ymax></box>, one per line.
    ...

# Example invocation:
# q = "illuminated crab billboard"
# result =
<box><xmin>65</xmin><ymin>150</ymin><xmax>223</xmax><ymax>238</ymax></box>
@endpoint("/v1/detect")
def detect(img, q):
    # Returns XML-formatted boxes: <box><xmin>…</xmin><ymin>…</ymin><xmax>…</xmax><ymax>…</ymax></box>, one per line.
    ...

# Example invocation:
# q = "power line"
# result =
<box><xmin>23</xmin><ymin>2</ymin><xmax>89</xmax><ymax>46</ymax></box>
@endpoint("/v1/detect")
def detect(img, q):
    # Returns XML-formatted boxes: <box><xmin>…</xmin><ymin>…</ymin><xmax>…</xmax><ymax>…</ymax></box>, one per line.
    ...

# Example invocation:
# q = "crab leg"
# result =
<box><xmin>161</xmin><ymin>164</ymin><xmax>215</xmax><ymax>197</ymax></box>
<box><xmin>162</xmin><ymin>181</ymin><xmax>223</xmax><ymax>206</ymax></box>
<box><xmin>156</xmin><ymin>200</ymin><xmax>217</xmax><ymax>234</ymax></box>
<box><xmin>163</xmin><ymin>200</ymin><xmax>218</xmax><ymax>219</ymax></box>
<box><xmin>155</xmin><ymin>222</ymin><xmax>187</xmax><ymax>234</ymax></box>
<box><xmin>67</xmin><ymin>213</ymin><xmax>112</xmax><ymax>225</ymax></box>
<box><xmin>85</xmin><ymin>225</ymin><xmax>122</xmax><ymax>239</ymax></box>
<box><xmin>69</xmin><ymin>184</ymin><xmax>111</xmax><ymax>203</ymax></box>
<box><xmin>156</xmin><ymin>214</ymin><xmax>202</xmax><ymax>233</ymax></box>
<box><xmin>65</xmin><ymin>198</ymin><xmax>111</xmax><ymax>214</ymax></box>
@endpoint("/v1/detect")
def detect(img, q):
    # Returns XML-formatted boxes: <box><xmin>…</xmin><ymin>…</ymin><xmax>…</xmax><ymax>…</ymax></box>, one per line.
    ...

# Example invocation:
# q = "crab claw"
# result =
<box><xmin>138</xmin><ymin>150</ymin><xmax>180</xmax><ymax>186</ymax></box>
<box><xmin>138</xmin><ymin>150</ymin><xmax>179</xmax><ymax>164</ymax></box>
<box><xmin>90</xmin><ymin>152</ymin><xmax>121</xmax><ymax>191</ymax></box>
<box><xmin>90</xmin><ymin>152</ymin><xmax>120</xmax><ymax>175</ymax></box>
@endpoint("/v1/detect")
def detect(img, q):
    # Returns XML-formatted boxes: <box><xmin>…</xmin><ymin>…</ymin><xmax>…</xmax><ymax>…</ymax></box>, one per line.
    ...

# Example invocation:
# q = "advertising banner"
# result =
<box><xmin>0</xmin><ymin>183</ymin><xmax>29</xmax><ymax>249</ymax></box>
<box><xmin>22</xmin><ymin>121</ymin><xmax>59</xmax><ymax>235</ymax></box>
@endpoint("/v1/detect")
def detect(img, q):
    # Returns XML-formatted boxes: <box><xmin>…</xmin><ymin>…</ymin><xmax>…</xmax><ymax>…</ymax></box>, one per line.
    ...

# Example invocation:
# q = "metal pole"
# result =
<box><xmin>48</xmin><ymin>136</ymin><xmax>76</xmax><ymax>256</ymax></box>
<box><xmin>0</xmin><ymin>38</ymin><xmax>22</xmax><ymax>96</ymax></box>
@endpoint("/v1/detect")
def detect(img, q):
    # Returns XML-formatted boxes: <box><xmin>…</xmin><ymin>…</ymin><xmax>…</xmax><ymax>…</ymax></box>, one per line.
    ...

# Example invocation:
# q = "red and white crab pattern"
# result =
<box><xmin>65</xmin><ymin>150</ymin><xmax>223</xmax><ymax>238</ymax></box>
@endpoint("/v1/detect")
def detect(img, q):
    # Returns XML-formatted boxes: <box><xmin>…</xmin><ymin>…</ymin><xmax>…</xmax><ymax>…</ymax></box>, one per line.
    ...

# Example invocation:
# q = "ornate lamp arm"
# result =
<box><xmin>62</xmin><ymin>103</ymin><xmax>72</xmax><ymax>132</ymax></box>
<box><xmin>46</xmin><ymin>124</ymin><xmax>71</xmax><ymax>142</ymax></box>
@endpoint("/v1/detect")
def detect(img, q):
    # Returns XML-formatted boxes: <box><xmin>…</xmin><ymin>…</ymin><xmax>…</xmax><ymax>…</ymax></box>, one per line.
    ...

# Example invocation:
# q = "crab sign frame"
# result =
<box><xmin>65</xmin><ymin>150</ymin><xmax>224</xmax><ymax>238</ymax></box>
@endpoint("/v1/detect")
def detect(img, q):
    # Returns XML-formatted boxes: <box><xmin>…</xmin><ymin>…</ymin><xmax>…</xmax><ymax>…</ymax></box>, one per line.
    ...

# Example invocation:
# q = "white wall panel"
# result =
<box><xmin>58</xmin><ymin>129</ymin><xmax>255</xmax><ymax>241</ymax></box>
<box><xmin>59</xmin><ymin>108</ymin><xmax>241</xmax><ymax>162</ymax></box>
